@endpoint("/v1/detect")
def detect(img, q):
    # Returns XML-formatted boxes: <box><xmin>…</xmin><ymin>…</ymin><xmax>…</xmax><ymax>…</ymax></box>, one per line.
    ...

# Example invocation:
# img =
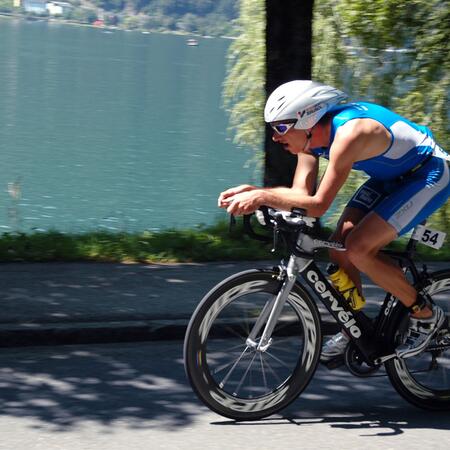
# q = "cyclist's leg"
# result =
<box><xmin>345</xmin><ymin>157</ymin><xmax>450</xmax><ymax>318</ymax></box>
<box><xmin>323</xmin><ymin>181</ymin><xmax>386</xmax><ymax>363</ymax></box>
<box><xmin>329</xmin><ymin>207</ymin><xmax>366</xmax><ymax>293</ymax></box>
<box><xmin>345</xmin><ymin>211</ymin><xmax>446</xmax><ymax>358</ymax></box>
<box><xmin>329</xmin><ymin>178</ymin><xmax>387</xmax><ymax>295</ymax></box>
<box><xmin>345</xmin><ymin>213</ymin><xmax>419</xmax><ymax>308</ymax></box>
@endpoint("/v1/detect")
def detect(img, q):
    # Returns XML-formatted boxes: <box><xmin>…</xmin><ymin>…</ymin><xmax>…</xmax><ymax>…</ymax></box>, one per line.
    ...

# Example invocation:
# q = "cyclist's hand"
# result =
<box><xmin>218</xmin><ymin>184</ymin><xmax>257</xmax><ymax>208</ymax></box>
<box><xmin>224</xmin><ymin>189</ymin><xmax>265</xmax><ymax>216</ymax></box>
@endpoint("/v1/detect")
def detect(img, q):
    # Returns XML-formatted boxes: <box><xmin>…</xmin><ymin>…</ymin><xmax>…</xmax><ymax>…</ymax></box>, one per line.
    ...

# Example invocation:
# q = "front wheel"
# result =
<box><xmin>385</xmin><ymin>269</ymin><xmax>450</xmax><ymax>410</ymax></box>
<box><xmin>183</xmin><ymin>270</ymin><xmax>322</xmax><ymax>420</ymax></box>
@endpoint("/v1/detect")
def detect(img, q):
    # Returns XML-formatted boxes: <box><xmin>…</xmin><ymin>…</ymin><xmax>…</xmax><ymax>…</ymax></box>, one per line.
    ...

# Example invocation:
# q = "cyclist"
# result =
<box><xmin>218</xmin><ymin>80</ymin><xmax>450</xmax><ymax>360</ymax></box>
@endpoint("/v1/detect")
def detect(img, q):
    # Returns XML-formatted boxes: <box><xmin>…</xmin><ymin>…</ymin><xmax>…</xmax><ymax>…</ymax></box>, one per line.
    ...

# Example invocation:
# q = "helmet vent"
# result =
<box><xmin>276</xmin><ymin>100</ymin><xmax>286</xmax><ymax>110</ymax></box>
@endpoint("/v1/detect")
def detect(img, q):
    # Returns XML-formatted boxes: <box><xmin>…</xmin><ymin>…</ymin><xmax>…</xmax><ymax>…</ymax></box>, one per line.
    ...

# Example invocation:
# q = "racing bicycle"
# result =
<box><xmin>183</xmin><ymin>207</ymin><xmax>450</xmax><ymax>420</ymax></box>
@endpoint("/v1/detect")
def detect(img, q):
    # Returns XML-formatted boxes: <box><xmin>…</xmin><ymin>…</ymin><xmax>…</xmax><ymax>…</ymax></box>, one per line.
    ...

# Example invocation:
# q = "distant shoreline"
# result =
<box><xmin>0</xmin><ymin>12</ymin><xmax>237</xmax><ymax>40</ymax></box>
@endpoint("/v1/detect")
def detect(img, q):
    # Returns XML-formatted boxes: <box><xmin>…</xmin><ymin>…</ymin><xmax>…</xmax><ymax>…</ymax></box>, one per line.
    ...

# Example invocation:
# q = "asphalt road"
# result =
<box><xmin>1</xmin><ymin>261</ymin><xmax>447</xmax><ymax>347</ymax></box>
<box><xmin>0</xmin><ymin>340</ymin><xmax>449</xmax><ymax>450</ymax></box>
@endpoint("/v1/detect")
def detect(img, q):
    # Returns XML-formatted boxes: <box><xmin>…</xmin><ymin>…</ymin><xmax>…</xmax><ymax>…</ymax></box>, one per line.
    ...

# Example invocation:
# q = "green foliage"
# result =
<box><xmin>321</xmin><ymin>1</ymin><xmax>450</xmax><ymax>145</ymax></box>
<box><xmin>313</xmin><ymin>0</ymin><xmax>449</xmax><ymax>231</ymax></box>
<box><xmin>68</xmin><ymin>7</ymin><xmax>98</xmax><ymax>24</ymax></box>
<box><xmin>0</xmin><ymin>221</ymin><xmax>277</xmax><ymax>263</ymax></box>
<box><xmin>336</xmin><ymin>0</ymin><xmax>449</xmax><ymax>149</ymax></box>
<box><xmin>4</xmin><ymin>0</ymin><xmax>237</xmax><ymax>35</ymax></box>
<box><xmin>85</xmin><ymin>0</ymin><xmax>237</xmax><ymax>35</ymax></box>
<box><xmin>123</xmin><ymin>15</ymin><xmax>142</xmax><ymax>29</ymax></box>
<box><xmin>222</xmin><ymin>0</ymin><xmax>265</xmax><ymax>168</ymax></box>
<box><xmin>0</xmin><ymin>221</ymin><xmax>448</xmax><ymax>263</ymax></box>
<box><xmin>91</xmin><ymin>0</ymin><xmax>125</xmax><ymax>12</ymax></box>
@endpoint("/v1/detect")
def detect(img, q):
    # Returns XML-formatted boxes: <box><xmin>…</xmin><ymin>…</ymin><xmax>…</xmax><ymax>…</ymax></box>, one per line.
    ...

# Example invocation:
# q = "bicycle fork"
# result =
<box><xmin>246</xmin><ymin>256</ymin><xmax>308</xmax><ymax>352</ymax></box>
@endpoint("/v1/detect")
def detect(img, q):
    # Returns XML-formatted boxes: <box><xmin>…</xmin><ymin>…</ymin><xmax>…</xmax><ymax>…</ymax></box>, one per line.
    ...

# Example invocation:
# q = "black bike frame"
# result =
<box><xmin>249</xmin><ymin>208</ymin><xmax>431</xmax><ymax>365</ymax></box>
<box><xmin>298</xmin><ymin>260</ymin><xmax>380</xmax><ymax>362</ymax></box>
<box><xmin>298</xmin><ymin>250</ymin><xmax>431</xmax><ymax>365</ymax></box>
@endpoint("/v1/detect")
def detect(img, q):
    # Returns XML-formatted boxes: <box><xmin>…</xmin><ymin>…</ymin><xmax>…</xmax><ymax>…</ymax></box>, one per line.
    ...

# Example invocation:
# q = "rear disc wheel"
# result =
<box><xmin>386</xmin><ymin>270</ymin><xmax>450</xmax><ymax>410</ymax></box>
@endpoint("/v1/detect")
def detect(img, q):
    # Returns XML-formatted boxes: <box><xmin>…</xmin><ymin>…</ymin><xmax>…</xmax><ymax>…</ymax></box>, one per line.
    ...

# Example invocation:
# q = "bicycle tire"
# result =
<box><xmin>385</xmin><ymin>269</ymin><xmax>450</xmax><ymax>410</ymax></box>
<box><xmin>183</xmin><ymin>269</ymin><xmax>322</xmax><ymax>420</ymax></box>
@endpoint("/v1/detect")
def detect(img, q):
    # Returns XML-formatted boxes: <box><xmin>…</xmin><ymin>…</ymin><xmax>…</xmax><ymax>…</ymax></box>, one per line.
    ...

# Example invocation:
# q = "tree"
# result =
<box><xmin>336</xmin><ymin>0</ymin><xmax>449</xmax><ymax>149</ymax></box>
<box><xmin>264</xmin><ymin>0</ymin><xmax>315</xmax><ymax>187</ymax></box>
<box><xmin>222</xmin><ymin>0</ymin><xmax>314</xmax><ymax>186</ymax></box>
<box><xmin>92</xmin><ymin>0</ymin><xmax>125</xmax><ymax>12</ymax></box>
<box><xmin>69</xmin><ymin>7</ymin><xmax>98</xmax><ymax>23</ymax></box>
<box><xmin>314</xmin><ymin>0</ymin><xmax>450</xmax><ymax>230</ymax></box>
<box><xmin>222</xmin><ymin>0</ymin><xmax>266</xmax><ymax>171</ymax></box>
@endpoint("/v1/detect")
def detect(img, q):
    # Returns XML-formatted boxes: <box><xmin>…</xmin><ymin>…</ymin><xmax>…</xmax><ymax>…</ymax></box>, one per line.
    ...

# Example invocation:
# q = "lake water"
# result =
<box><xmin>0</xmin><ymin>18</ymin><xmax>258</xmax><ymax>233</ymax></box>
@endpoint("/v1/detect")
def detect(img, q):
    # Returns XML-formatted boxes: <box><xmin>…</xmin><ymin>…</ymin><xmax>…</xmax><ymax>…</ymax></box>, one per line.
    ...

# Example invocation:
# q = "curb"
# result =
<box><xmin>0</xmin><ymin>320</ymin><xmax>341</xmax><ymax>348</ymax></box>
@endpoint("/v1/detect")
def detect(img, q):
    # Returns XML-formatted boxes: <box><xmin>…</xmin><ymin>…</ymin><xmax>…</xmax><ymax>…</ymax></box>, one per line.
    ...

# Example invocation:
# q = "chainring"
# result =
<box><xmin>344</xmin><ymin>343</ymin><xmax>380</xmax><ymax>377</ymax></box>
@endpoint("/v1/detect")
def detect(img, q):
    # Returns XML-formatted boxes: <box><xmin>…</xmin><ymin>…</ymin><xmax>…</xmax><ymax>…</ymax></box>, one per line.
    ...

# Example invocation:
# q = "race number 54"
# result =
<box><xmin>412</xmin><ymin>225</ymin><xmax>446</xmax><ymax>250</ymax></box>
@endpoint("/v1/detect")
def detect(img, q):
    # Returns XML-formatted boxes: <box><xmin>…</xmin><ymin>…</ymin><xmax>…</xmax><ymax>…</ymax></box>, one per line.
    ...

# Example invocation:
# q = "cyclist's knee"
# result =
<box><xmin>331</xmin><ymin>220</ymin><xmax>356</xmax><ymax>243</ymax></box>
<box><xmin>332</xmin><ymin>207</ymin><xmax>366</xmax><ymax>240</ymax></box>
<box><xmin>329</xmin><ymin>220</ymin><xmax>356</xmax><ymax>262</ymax></box>
<box><xmin>345</xmin><ymin>232</ymin><xmax>377</xmax><ymax>267</ymax></box>
<box><xmin>329</xmin><ymin>218</ymin><xmax>360</xmax><ymax>267</ymax></box>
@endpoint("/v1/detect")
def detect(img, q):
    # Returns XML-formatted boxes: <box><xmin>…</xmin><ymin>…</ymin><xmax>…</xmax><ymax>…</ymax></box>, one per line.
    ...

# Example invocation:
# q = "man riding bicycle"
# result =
<box><xmin>218</xmin><ymin>80</ymin><xmax>450</xmax><ymax>361</ymax></box>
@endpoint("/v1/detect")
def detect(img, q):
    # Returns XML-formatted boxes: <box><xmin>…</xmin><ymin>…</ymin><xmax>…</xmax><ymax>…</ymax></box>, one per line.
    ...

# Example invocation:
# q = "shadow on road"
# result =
<box><xmin>209</xmin><ymin>367</ymin><xmax>450</xmax><ymax>435</ymax></box>
<box><xmin>0</xmin><ymin>341</ymin><xmax>449</xmax><ymax>434</ymax></box>
<box><xmin>0</xmin><ymin>341</ymin><xmax>195</xmax><ymax>431</ymax></box>
<box><xmin>212</xmin><ymin>408</ymin><xmax>450</xmax><ymax>437</ymax></box>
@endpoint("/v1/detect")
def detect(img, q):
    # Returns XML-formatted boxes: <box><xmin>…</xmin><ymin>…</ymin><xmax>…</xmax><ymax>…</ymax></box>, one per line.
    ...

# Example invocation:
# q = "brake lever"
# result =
<box><xmin>271</xmin><ymin>226</ymin><xmax>280</xmax><ymax>253</ymax></box>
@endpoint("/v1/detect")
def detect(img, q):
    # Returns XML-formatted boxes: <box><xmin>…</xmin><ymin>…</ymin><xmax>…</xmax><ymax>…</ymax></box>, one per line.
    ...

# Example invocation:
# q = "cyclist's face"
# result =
<box><xmin>272</xmin><ymin>127</ymin><xmax>312</xmax><ymax>154</ymax></box>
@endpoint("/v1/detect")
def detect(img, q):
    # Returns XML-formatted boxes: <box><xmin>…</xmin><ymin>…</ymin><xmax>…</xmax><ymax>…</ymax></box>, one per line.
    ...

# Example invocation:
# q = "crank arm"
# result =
<box><xmin>373</xmin><ymin>353</ymin><xmax>398</xmax><ymax>365</ymax></box>
<box><xmin>373</xmin><ymin>345</ymin><xmax>450</xmax><ymax>365</ymax></box>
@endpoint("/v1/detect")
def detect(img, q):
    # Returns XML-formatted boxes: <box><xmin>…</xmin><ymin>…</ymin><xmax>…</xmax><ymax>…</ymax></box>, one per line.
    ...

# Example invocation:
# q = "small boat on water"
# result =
<box><xmin>186</xmin><ymin>38</ymin><xmax>199</xmax><ymax>46</ymax></box>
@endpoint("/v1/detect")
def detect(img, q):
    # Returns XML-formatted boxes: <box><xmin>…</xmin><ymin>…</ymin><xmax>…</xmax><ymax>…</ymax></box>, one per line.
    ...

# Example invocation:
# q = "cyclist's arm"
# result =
<box><xmin>218</xmin><ymin>184</ymin><xmax>258</xmax><ymax>208</ymax></box>
<box><xmin>222</xmin><ymin>144</ymin><xmax>352</xmax><ymax>217</ymax></box>
<box><xmin>223</xmin><ymin>119</ymin><xmax>391</xmax><ymax>216</ymax></box>
<box><xmin>260</xmin><ymin>131</ymin><xmax>357</xmax><ymax>216</ymax></box>
<box><xmin>292</xmin><ymin>152</ymin><xmax>319</xmax><ymax>195</ymax></box>
<box><xmin>218</xmin><ymin>152</ymin><xmax>317</xmax><ymax>210</ymax></box>
<box><xmin>257</xmin><ymin>153</ymin><xmax>319</xmax><ymax>206</ymax></box>
<box><xmin>305</xmin><ymin>118</ymin><xmax>391</xmax><ymax>214</ymax></box>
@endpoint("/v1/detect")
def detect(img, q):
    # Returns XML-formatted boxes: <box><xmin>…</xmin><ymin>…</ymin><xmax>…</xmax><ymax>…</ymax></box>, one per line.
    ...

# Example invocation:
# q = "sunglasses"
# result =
<box><xmin>270</xmin><ymin>121</ymin><xmax>297</xmax><ymax>135</ymax></box>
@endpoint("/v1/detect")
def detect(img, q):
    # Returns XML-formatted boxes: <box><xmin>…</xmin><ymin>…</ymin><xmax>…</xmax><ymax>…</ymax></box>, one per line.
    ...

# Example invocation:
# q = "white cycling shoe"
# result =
<box><xmin>396</xmin><ymin>306</ymin><xmax>445</xmax><ymax>359</ymax></box>
<box><xmin>320</xmin><ymin>332</ymin><xmax>350</xmax><ymax>362</ymax></box>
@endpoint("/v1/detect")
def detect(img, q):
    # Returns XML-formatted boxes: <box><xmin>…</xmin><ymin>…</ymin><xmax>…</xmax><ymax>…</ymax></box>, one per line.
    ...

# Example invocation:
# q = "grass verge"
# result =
<box><xmin>0</xmin><ymin>220</ymin><xmax>448</xmax><ymax>263</ymax></box>
<box><xmin>0</xmin><ymin>221</ymin><xmax>275</xmax><ymax>263</ymax></box>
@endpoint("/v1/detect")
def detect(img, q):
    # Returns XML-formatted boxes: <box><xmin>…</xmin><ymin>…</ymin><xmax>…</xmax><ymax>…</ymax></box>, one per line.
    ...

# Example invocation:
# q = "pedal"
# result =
<box><xmin>321</xmin><ymin>355</ymin><xmax>344</xmax><ymax>370</ymax></box>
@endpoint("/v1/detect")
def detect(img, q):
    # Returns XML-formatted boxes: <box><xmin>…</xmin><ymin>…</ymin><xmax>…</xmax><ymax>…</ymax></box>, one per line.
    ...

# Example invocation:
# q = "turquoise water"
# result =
<box><xmin>0</xmin><ymin>18</ymin><xmax>258</xmax><ymax>232</ymax></box>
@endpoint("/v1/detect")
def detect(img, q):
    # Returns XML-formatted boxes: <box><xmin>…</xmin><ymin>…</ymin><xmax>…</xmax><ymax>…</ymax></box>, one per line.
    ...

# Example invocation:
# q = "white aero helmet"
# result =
<box><xmin>264</xmin><ymin>80</ymin><xmax>348</xmax><ymax>130</ymax></box>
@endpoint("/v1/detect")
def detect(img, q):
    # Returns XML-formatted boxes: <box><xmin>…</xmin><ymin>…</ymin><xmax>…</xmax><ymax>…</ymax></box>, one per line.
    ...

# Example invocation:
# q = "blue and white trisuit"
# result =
<box><xmin>311</xmin><ymin>102</ymin><xmax>450</xmax><ymax>236</ymax></box>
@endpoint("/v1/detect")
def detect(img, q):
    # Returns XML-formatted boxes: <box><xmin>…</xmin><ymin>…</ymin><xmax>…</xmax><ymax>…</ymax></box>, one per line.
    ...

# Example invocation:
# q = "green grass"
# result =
<box><xmin>0</xmin><ymin>220</ymin><xmax>448</xmax><ymax>263</ymax></box>
<box><xmin>0</xmin><ymin>221</ymin><xmax>276</xmax><ymax>263</ymax></box>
